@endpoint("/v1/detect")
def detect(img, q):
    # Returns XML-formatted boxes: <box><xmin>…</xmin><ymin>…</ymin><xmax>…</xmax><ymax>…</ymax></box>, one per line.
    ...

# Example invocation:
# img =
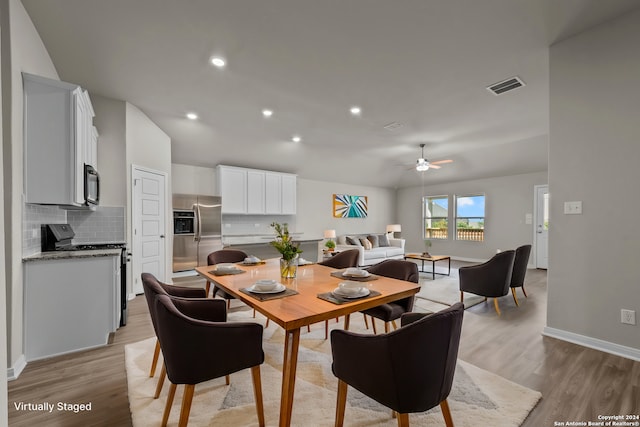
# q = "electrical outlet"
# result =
<box><xmin>621</xmin><ymin>309</ymin><xmax>636</xmax><ymax>325</ymax></box>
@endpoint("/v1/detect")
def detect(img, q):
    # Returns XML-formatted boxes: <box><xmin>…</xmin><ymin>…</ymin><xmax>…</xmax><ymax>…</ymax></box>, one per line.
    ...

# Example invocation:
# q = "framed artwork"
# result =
<box><xmin>333</xmin><ymin>194</ymin><xmax>368</xmax><ymax>218</ymax></box>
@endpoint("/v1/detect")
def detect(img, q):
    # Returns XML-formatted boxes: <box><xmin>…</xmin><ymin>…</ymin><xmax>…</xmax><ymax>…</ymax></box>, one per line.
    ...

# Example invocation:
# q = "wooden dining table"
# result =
<box><xmin>196</xmin><ymin>258</ymin><xmax>420</xmax><ymax>427</ymax></box>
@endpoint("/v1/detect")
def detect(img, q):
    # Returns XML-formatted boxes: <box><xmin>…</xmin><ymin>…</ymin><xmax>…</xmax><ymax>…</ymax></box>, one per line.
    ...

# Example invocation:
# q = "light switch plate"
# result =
<box><xmin>564</xmin><ymin>201</ymin><xmax>582</xmax><ymax>214</ymax></box>
<box><xmin>525</xmin><ymin>213</ymin><xmax>533</xmax><ymax>224</ymax></box>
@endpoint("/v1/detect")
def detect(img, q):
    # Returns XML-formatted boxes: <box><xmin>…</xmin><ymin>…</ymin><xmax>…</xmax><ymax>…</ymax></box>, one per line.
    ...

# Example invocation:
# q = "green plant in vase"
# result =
<box><xmin>423</xmin><ymin>239</ymin><xmax>432</xmax><ymax>257</ymax></box>
<box><xmin>270</xmin><ymin>222</ymin><xmax>303</xmax><ymax>278</ymax></box>
<box><xmin>324</xmin><ymin>239</ymin><xmax>336</xmax><ymax>252</ymax></box>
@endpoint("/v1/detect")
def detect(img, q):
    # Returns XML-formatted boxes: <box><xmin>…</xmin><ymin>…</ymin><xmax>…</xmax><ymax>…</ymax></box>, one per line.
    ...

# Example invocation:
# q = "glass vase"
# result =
<box><xmin>280</xmin><ymin>257</ymin><xmax>298</xmax><ymax>279</ymax></box>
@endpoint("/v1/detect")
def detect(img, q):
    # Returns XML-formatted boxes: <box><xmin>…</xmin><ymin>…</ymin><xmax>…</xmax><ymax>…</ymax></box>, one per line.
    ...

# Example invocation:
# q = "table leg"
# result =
<box><xmin>432</xmin><ymin>260</ymin><xmax>435</xmax><ymax>280</ymax></box>
<box><xmin>447</xmin><ymin>257</ymin><xmax>451</xmax><ymax>276</ymax></box>
<box><xmin>279</xmin><ymin>328</ymin><xmax>301</xmax><ymax>427</ymax></box>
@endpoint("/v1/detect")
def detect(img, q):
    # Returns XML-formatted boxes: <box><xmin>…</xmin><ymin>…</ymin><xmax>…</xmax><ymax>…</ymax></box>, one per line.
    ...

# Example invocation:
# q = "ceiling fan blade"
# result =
<box><xmin>430</xmin><ymin>159</ymin><xmax>453</xmax><ymax>165</ymax></box>
<box><xmin>429</xmin><ymin>164</ymin><xmax>441</xmax><ymax>169</ymax></box>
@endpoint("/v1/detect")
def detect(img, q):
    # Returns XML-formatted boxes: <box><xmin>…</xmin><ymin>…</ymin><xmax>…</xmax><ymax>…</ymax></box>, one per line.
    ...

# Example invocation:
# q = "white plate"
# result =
<box><xmin>298</xmin><ymin>259</ymin><xmax>313</xmax><ymax>265</ymax></box>
<box><xmin>343</xmin><ymin>270</ymin><xmax>370</xmax><ymax>278</ymax></box>
<box><xmin>248</xmin><ymin>283</ymin><xmax>286</xmax><ymax>294</ymax></box>
<box><xmin>332</xmin><ymin>287</ymin><xmax>370</xmax><ymax>298</ymax></box>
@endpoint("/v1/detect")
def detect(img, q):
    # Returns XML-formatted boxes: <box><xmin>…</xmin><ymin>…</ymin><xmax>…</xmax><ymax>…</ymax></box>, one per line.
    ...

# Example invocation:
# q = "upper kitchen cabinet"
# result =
<box><xmin>23</xmin><ymin>73</ymin><xmax>97</xmax><ymax>206</ymax></box>
<box><xmin>216</xmin><ymin>165</ymin><xmax>296</xmax><ymax>215</ymax></box>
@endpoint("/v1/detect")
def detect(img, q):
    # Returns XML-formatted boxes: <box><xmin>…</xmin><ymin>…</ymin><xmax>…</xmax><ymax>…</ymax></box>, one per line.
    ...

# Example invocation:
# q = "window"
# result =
<box><xmin>423</xmin><ymin>196</ymin><xmax>448</xmax><ymax>239</ymax></box>
<box><xmin>455</xmin><ymin>194</ymin><xmax>485</xmax><ymax>241</ymax></box>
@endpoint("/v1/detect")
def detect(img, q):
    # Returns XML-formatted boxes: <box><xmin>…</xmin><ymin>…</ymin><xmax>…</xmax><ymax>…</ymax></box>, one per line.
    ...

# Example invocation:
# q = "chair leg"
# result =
<box><xmin>227</xmin><ymin>299</ymin><xmax>231</xmax><ymax>309</ymax></box>
<box><xmin>225</xmin><ymin>375</ymin><xmax>230</xmax><ymax>385</ymax></box>
<box><xmin>363</xmin><ymin>314</ymin><xmax>369</xmax><ymax>329</ymax></box>
<box><xmin>371</xmin><ymin>318</ymin><xmax>377</xmax><ymax>334</ymax></box>
<box><xmin>325</xmin><ymin>320</ymin><xmax>329</xmax><ymax>340</ymax></box>
<box><xmin>335</xmin><ymin>379</ymin><xmax>348</xmax><ymax>427</ymax></box>
<box><xmin>460</xmin><ymin>291</ymin><xmax>464</xmax><ymax>303</ymax></box>
<box><xmin>384</xmin><ymin>322</ymin><xmax>390</xmax><ymax>333</ymax></box>
<box><xmin>161</xmin><ymin>382</ymin><xmax>177</xmax><ymax>427</ymax></box>
<box><xmin>265</xmin><ymin>318</ymin><xmax>270</xmax><ymax>328</ymax></box>
<box><xmin>493</xmin><ymin>298</ymin><xmax>501</xmax><ymax>316</ymax></box>
<box><xmin>344</xmin><ymin>314</ymin><xmax>351</xmax><ymax>331</ymax></box>
<box><xmin>396</xmin><ymin>412</ymin><xmax>409</xmax><ymax>427</ymax></box>
<box><xmin>511</xmin><ymin>287</ymin><xmax>520</xmax><ymax>306</ymax></box>
<box><xmin>440</xmin><ymin>399</ymin><xmax>454</xmax><ymax>427</ymax></box>
<box><xmin>178</xmin><ymin>384</ymin><xmax>195</xmax><ymax>427</ymax></box>
<box><xmin>154</xmin><ymin>364</ymin><xmax>166</xmax><ymax>399</ymax></box>
<box><xmin>522</xmin><ymin>284</ymin><xmax>528</xmax><ymax>298</ymax></box>
<box><xmin>253</xmin><ymin>309</ymin><xmax>256</xmax><ymax>318</ymax></box>
<box><xmin>391</xmin><ymin>320</ymin><xmax>398</xmax><ymax>330</ymax></box>
<box><xmin>205</xmin><ymin>280</ymin><xmax>211</xmax><ymax>297</ymax></box>
<box><xmin>251</xmin><ymin>366</ymin><xmax>266</xmax><ymax>427</ymax></box>
<box><xmin>149</xmin><ymin>339</ymin><xmax>161</xmax><ymax>377</ymax></box>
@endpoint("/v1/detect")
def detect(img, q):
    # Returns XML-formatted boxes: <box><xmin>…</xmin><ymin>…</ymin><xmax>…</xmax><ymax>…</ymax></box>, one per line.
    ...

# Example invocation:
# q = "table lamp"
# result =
<box><xmin>386</xmin><ymin>224</ymin><xmax>401</xmax><ymax>238</ymax></box>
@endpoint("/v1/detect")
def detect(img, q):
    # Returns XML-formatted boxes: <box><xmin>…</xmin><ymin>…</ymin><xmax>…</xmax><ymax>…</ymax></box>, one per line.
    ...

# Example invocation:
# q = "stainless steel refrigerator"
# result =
<box><xmin>172</xmin><ymin>194</ymin><xmax>223</xmax><ymax>272</ymax></box>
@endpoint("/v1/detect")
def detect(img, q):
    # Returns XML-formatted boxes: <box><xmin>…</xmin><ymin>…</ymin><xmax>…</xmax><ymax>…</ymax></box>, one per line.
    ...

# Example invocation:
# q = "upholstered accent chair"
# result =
<box><xmin>458</xmin><ymin>250</ymin><xmax>515</xmax><ymax>315</ymax></box>
<box><xmin>510</xmin><ymin>244</ymin><xmax>532</xmax><ymax>305</ymax></box>
<box><xmin>140</xmin><ymin>272</ymin><xmax>209</xmax><ymax>398</ymax></box>
<box><xmin>206</xmin><ymin>249</ymin><xmax>248</xmax><ymax>304</ymax></box>
<box><xmin>349</xmin><ymin>259</ymin><xmax>419</xmax><ymax>334</ymax></box>
<box><xmin>154</xmin><ymin>294</ymin><xmax>265</xmax><ymax>427</ymax></box>
<box><xmin>331</xmin><ymin>303</ymin><xmax>464</xmax><ymax>427</ymax></box>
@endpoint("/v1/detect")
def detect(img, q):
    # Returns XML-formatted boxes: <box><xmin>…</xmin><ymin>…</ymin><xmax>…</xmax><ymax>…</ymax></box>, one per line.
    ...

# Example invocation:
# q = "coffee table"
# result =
<box><xmin>404</xmin><ymin>253</ymin><xmax>451</xmax><ymax>280</ymax></box>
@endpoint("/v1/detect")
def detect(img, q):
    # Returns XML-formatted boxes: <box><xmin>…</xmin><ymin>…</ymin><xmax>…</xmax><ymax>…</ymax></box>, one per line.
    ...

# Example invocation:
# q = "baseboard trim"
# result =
<box><xmin>7</xmin><ymin>354</ymin><xmax>26</xmax><ymax>381</ymax></box>
<box><xmin>542</xmin><ymin>326</ymin><xmax>640</xmax><ymax>362</ymax></box>
<box><xmin>450</xmin><ymin>256</ymin><xmax>485</xmax><ymax>263</ymax></box>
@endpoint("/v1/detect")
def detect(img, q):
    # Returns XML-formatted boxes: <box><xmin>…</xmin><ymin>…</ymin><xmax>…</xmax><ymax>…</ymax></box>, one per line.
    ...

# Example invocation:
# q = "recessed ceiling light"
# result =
<box><xmin>210</xmin><ymin>56</ymin><xmax>226</xmax><ymax>68</ymax></box>
<box><xmin>262</xmin><ymin>109</ymin><xmax>273</xmax><ymax>118</ymax></box>
<box><xmin>291</xmin><ymin>135</ymin><xmax>302</xmax><ymax>143</ymax></box>
<box><xmin>350</xmin><ymin>106</ymin><xmax>362</xmax><ymax>115</ymax></box>
<box><xmin>186</xmin><ymin>112</ymin><xmax>198</xmax><ymax>120</ymax></box>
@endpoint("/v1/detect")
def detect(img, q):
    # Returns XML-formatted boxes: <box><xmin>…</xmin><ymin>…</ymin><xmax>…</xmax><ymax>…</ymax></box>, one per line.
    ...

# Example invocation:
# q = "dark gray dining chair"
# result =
<box><xmin>459</xmin><ymin>250</ymin><xmax>515</xmax><ymax>315</ymax></box>
<box><xmin>331</xmin><ymin>303</ymin><xmax>464</xmax><ymax>427</ymax></box>
<box><xmin>510</xmin><ymin>244</ymin><xmax>532</xmax><ymax>305</ymax></box>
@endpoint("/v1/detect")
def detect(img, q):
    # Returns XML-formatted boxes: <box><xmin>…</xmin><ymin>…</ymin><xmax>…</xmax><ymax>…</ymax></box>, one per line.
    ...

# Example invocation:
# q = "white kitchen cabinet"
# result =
<box><xmin>23</xmin><ymin>73</ymin><xmax>96</xmax><ymax>206</ymax></box>
<box><xmin>247</xmin><ymin>170</ymin><xmax>266</xmax><ymax>214</ymax></box>
<box><xmin>217</xmin><ymin>165</ymin><xmax>297</xmax><ymax>215</ymax></box>
<box><xmin>24</xmin><ymin>254</ymin><xmax>119</xmax><ymax>361</ymax></box>
<box><xmin>265</xmin><ymin>172</ymin><xmax>282</xmax><ymax>214</ymax></box>
<box><xmin>217</xmin><ymin>166</ymin><xmax>247</xmax><ymax>214</ymax></box>
<box><xmin>281</xmin><ymin>174</ymin><xmax>297</xmax><ymax>214</ymax></box>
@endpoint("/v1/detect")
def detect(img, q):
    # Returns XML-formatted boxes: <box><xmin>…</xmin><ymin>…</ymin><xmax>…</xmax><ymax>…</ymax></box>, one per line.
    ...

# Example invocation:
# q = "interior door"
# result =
<box><xmin>132</xmin><ymin>166</ymin><xmax>167</xmax><ymax>294</ymax></box>
<box><xmin>534</xmin><ymin>185</ymin><xmax>549</xmax><ymax>269</ymax></box>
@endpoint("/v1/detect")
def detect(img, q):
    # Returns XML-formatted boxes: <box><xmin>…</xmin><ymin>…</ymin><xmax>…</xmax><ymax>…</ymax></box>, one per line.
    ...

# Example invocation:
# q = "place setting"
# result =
<box><xmin>237</xmin><ymin>255</ymin><xmax>267</xmax><ymax>266</ymax></box>
<box><xmin>208</xmin><ymin>263</ymin><xmax>245</xmax><ymax>276</ymax></box>
<box><xmin>318</xmin><ymin>281</ymin><xmax>381</xmax><ymax>305</ymax></box>
<box><xmin>240</xmin><ymin>279</ymin><xmax>299</xmax><ymax>301</ymax></box>
<box><xmin>330</xmin><ymin>267</ymin><xmax>378</xmax><ymax>282</ymax></box>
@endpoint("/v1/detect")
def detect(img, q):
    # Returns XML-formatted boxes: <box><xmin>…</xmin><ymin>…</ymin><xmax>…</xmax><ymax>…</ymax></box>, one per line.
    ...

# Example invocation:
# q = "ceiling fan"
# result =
<box><xmin>413</xmin><ymin>143</ymin><xmax>453</xmax><ymax>172</ymax></box>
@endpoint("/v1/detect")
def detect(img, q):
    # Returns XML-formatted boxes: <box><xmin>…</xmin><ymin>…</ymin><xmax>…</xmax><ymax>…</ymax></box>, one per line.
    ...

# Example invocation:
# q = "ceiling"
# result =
<box><xmin>21</xmin><ymin>0</ymin><xmax>640</xmax><ymax>189</ymax></box>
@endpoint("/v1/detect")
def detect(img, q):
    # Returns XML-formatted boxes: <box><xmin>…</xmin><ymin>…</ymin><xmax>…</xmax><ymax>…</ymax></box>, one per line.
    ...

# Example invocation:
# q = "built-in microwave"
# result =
<box><xmin>173</xmin><ymin>211</ymin><xmax>195</xmax><ymax>235</ymax></box>
<box><xmin>84</xmin><ymin>164</ymin><xmax>100</xmax><ymax>206</ymax></box>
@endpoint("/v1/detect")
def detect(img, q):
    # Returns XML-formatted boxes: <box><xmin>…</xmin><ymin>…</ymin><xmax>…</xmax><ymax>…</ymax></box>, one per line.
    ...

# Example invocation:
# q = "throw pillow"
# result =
<box><xmin>378</xmin><ymin>233</ymin><xmax>390</xmax><ymax>247</ymax></box>
<box><xmin>359</xmin><ymin>238</ymin><xmax>372</xmax><ymax>250</ymax></box>
<box><xmin>336</xmin><ymin>235</ymin><xmax>347</xmax><ymax>245</ymax></box>
<box><xmin>367</xmin><ymin>234</ymin><xmax>379</xmax><ymax>248</ymax></box>
<box><xmin>346</xmin><ymin>236</ymin><xmax>362</xmax><ymax>246</ymax></box>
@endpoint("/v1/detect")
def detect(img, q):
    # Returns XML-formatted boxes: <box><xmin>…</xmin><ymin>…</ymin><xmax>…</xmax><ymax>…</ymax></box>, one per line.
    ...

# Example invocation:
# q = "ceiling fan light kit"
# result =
<box><xmin>414</xmin><ymin>143</ymin><xmax>452</xmax><ymax>172</ymax></box>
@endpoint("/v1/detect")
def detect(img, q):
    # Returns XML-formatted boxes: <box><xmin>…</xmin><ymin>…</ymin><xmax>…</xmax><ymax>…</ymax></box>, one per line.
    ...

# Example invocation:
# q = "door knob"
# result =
<box><xmin>160</xmin><ymin>234</ymin><xmax>165</xmax><ymax>238</ymax></box>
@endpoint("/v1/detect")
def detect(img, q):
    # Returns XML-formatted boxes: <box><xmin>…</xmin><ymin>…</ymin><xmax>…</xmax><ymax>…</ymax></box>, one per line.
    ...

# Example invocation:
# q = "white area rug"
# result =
<box><xmin>416</xmin><ymin>271</ymin><xmax>486</xmax><ymax>309</ymax></box>
<box><xmin>126</xmin><ymin>309</ymin><xmax>541</xmax><ymax>427</ymax></box>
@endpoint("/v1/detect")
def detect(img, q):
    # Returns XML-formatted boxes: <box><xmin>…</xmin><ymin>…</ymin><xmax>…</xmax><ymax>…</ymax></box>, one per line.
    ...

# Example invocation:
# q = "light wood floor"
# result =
<box><xmin>8</xmin><ymin>261</ymin><xmax>640</xmax><ymax>426</ymax></box>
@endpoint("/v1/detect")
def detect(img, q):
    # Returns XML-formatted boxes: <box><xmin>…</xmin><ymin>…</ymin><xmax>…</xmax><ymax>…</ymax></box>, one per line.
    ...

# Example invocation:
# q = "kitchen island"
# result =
<box><xmin>222</xmin><ymin>234</ymin><xmax>322</xmax><ymax>262</ymax></box>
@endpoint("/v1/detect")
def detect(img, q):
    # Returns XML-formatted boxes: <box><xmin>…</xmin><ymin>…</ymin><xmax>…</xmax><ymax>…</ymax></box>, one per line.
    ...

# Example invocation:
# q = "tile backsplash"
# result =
<box><xmin>23</xmin><ymin>204</ymin><xmax>125</xmax><ymax>257</ymax></box>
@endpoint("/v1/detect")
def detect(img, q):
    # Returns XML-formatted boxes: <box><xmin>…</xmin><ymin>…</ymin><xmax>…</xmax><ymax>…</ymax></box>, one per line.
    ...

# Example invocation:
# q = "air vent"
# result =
<box><xmin>487</xmin><ymin>76</ymin><xmax>525</xmax><ymax>95</ymax></box>
<box><xmin>383</xmin><ymin>121</ymin><xmax>403</xmax><ymax>131</ymax></box>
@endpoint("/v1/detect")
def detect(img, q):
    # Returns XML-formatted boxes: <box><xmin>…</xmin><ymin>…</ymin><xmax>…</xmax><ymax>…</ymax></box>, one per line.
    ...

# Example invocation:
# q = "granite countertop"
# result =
<box><xmin>23</xmin><ymin>248</ymin><xmax>122</xmax><ymax>262</ymax></box>
<box><xmin>223</xmin><ymin>234</ymin><xmax>321</xmax><ymax>245</ymax></box>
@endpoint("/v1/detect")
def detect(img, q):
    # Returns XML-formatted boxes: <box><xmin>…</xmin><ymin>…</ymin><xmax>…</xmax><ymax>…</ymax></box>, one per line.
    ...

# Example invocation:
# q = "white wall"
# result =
<box><xmin>125</xmin><ymin>103</ymin><xmax>172</xmax><ymax>284</ymax></box>
<box><xmin>92</xmin><ymin>95</ymin><xmax>126</xmax><ymax>207</ymax></box>
<box><xmin>547</xmin><ymin>10</ymin><xmax>640</xmax><ymax>355</ymax></box>
<box><xmin>171</xmin><ymin>163</ymin><xmax>216</xmax><ymax>196</ymax></box>
<box><xmin>396</xmin><ymin>171</ymin><xmax>547</xmax><ymax>261</ymax></box>
<box><xmin>170</xmin><ymin>164</ymin><xmax>397</xmax><ymax>240</ymax></box>
<box><xmin>3</xmin><ymin>0</ymin><xmax>59</xmax><ymax>377</ymax></box>
<box><xmin>0</xmin><ymin>1</ymin><xmax>8</xmax><ymax>422</ymax></box>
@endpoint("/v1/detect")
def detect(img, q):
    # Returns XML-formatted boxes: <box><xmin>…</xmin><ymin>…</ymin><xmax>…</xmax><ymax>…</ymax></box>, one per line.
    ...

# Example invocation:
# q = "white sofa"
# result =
<box><xmin>335</xmin><ymin>234</ymin><xmax>405</xmax><ymax>267</ymax></box>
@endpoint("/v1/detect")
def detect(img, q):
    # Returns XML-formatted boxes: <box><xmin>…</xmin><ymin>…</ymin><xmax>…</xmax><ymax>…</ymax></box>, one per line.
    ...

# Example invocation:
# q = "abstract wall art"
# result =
<box><xmin>333</xmin><ymin>194</ymin><xmax>368</xmax><ymax>218</ymax></box>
